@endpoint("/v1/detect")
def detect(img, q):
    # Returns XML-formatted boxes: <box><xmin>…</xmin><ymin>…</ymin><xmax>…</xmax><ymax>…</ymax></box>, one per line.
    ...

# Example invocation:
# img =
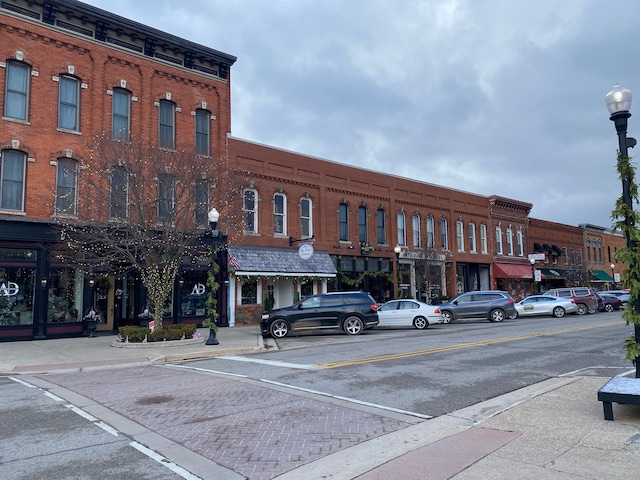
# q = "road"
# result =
<box><xmin>1</xmin><ymin>310</ymin><xmax>632</xmax><ymax>479</ymax></box>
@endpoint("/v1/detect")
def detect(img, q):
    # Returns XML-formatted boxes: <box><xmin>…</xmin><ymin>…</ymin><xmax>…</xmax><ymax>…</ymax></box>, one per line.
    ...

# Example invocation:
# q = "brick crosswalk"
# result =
<box><xmin>43</xmin><ymin>366</ymin><xmax>412</xmax><ymax>479</ymax></box>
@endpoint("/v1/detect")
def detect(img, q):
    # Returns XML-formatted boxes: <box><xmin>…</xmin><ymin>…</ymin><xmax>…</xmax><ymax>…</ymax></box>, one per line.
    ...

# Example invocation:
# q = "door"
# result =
<box><xmin>94</xmin><ymin>276</ymin><xmax>114</xmax><ymax>331</ymax></box>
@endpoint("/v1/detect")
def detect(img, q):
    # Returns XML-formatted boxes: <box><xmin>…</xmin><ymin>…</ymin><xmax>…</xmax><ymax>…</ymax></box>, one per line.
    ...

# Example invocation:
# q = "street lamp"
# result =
<box><xmin>530</xmin><ymin>258</ymin><xmax>536</xmax><ymax>295</ymax></box>
<box><xmin>611</xmin><ymin>263</ymin><xmax>616</xmax><ymax>289</ymax></box>
<box><xmin>206</xmin><ymin>208</ymin><xmax>221</xmax><ymax>345</ymax></box>
<box><xmin>394</xmin><ymin>245</ymin><xmax>402</xmax><ymax>299</ymax></box>
<box><xmin>606</xmin><ymin>83</ymin><xmax>640</xmax><ymax>377</ymax></box>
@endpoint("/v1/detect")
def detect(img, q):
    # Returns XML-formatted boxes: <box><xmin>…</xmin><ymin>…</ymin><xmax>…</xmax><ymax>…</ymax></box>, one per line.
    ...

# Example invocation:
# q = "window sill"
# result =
<box><xmin>56</xmin><ymin>127</ymin><xmax>81</xmax><ymax>135</ymax></box>
<box><xmin>0</xmin><ymin>209</ymin><xmax>26</xmax><ymax>216</ymax></box>
<box><xmin>2</xmin><ymin>116</ymin><xmax>30</xmax><ymax>125</ymax></box>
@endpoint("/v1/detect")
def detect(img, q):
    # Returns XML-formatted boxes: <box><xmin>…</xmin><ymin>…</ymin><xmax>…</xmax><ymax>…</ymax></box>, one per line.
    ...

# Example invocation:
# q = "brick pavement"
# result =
<box><xmin>39</xmin><ymin>365</ymin><xmax>412</xmax><ymax>480</ymax></box>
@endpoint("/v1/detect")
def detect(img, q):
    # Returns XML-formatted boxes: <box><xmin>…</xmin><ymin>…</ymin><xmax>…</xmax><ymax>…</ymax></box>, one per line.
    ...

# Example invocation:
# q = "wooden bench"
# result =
<box><xmin>597</xmin><ymin>377</ymin><xmax>640</xmax><ymax>420</ymax></box>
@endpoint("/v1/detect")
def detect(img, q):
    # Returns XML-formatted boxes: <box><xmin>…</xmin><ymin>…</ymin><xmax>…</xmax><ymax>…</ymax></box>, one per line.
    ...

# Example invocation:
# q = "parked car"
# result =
<box><xmin>513</xmin><ymin>295</ymin><xmax>577</xmax><ymax>318</ymax></box>
<box><xmin>606</xmin><ymin>290</ymin><xmax>630</xmax><ymax>307</ymax></box>
<box><xmin>260</xmin><ymin>291</ymin><xmax>379</xmax><ymax>338</ymax></box>
<box><xmin>597</xmin><ymin>293</ymin><xmax>623</xmax><ymax>312</ymax></box>
<box><xmin>439</xmin><ymin>291</ymin><xmax>516</xmax><ymax>323</ymax></box>
<box><xmin>544</xmin><ymin>287</ymin><xmax>599</xmax><ymax>315</ymax></box>
<box><xmin>377</xmin><ymin>299</ymin><xmax>443</xmax><ymax>329</ymax></box>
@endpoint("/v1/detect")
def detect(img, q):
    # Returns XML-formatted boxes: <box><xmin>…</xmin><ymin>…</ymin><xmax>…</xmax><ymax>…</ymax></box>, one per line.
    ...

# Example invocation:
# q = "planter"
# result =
<box><xmin>205</xmin><ymin>328</ymin><xmax>219</xmax><ymax>345</ymax></box>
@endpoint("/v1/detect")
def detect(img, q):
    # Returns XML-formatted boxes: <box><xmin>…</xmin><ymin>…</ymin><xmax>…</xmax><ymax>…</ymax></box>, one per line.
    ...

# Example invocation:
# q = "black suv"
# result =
<box><xmin>439</xmin><ymin>290</ymin><xmax>517</xmax><ymax>323</ymax></box>
<box><xmin>260</xmin><ymin>291</ymin><xmax>379</xmax><ymax>338</ymax></box>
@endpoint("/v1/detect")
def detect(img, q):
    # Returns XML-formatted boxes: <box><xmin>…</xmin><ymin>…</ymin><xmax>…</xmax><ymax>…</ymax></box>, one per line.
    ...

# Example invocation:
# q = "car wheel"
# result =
<box><xmin>343</xmin><ymin>316</ymin><xmax>364</xmax><ymax>335</ymax></box>
<box><xmin>490</xmin><ymin>309</ymin><xmax>505</xmax><ymax>322</ymax></box>
<box><xmin>441</xmin><ymin>311</ymin><xmax>453</xmax><ymax>323</ymax></box>
<box><xmin>270</xmin><ymin>319</ymin><xmax>290</xmax><ymax>338</ymax></box>
<box><xmin>576</xmin><ymin>304</ymin><xmax>587</xmax><ymax>315</ymax></box>
<box><xmin>588</xmin><ymin>306</ymin><xmax>597</xmax><ymax>314</ymax></box>
<box><xmin>413</xmin><ymin>316</ymin><xmax>428</xmax><ymax>329</ymax></box>
<box><xmin>508</xmin><ymin>312</ymin><xmax>518</xmax><ymax>320</ymax></box>
<box><xmin>552</xmin><ymin>306</ymin><xmax>565</xmax><ymax>318</ymax></box>
<box><xmin>604</xmin><ymin>303</ymin><xmax>614</xmax><ymax>313</ymax></box>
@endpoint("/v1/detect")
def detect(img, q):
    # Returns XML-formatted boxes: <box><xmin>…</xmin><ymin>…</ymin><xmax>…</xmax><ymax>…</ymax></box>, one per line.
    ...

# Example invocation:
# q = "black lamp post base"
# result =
<box><xmin>205</xmin><ymin>329</ymin><xmax>219</xmax><ymax>345</ymax></box>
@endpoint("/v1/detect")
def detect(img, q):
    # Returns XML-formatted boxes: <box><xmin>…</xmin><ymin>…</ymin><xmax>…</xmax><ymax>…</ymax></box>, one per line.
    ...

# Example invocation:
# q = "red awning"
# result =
<box><xmin>494</xmin><ymin>263</ymin><xmax>545</xmax><ymax>279</ymax></box>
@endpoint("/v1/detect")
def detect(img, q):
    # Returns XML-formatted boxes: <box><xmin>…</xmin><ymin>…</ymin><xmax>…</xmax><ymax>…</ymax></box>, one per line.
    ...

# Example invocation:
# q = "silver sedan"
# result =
<box><xmin>514</xmin><ymin>295</ymin><xmax>578</xmax><ymax>318</ymax></box>
<box><xmin>376</xmin><ymin>299</ymin><xmax>444</xmax><ymax>329</ymax></box>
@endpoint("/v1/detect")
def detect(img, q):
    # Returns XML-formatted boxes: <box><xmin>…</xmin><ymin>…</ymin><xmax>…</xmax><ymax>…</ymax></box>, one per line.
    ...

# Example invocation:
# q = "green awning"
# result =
<box><xmin>591</xmin><ymin>270</ymin><xmax>613</xmax><ymax>282</ymax></box>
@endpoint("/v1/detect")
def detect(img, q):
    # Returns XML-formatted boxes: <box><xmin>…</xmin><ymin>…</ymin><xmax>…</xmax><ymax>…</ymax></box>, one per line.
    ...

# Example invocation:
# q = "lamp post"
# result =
<box><xmin>205</xmin><ymin>208</ymin><xmax>221</xmax><ymax>345</ymax></box>
<box><xmin>606</xmin><ymin>83</ymin><xmax>640</xmax><ymax>377</ymax></box>
<box><xmin>611</xmin><ymin>264</ymin><xmax>616</xmax><ymax>290</ymax></box>
<box><xmin>530</xmin><ymin>258</ymin><xmax>536</xmax><ymax>295</ymax></box>
<box><xmin>394</xmin><ymin>245</ymin><xmax>402</xmax><ymax>299</ymax></box>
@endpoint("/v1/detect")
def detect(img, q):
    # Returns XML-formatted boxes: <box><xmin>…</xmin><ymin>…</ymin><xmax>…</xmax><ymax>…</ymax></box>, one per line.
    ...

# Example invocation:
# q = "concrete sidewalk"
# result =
<box><xmin>2</xmin><ymin>329</ymin><xmax>640</xmax><ymax>479</ymax></box>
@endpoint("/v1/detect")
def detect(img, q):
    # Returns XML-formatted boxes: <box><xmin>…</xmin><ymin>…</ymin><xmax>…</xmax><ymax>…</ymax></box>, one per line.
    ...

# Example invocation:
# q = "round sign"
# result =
<box><xmin>298</xmin><ymin>243</ymin><xmax>314</xmax><ymax>260</ymax></box>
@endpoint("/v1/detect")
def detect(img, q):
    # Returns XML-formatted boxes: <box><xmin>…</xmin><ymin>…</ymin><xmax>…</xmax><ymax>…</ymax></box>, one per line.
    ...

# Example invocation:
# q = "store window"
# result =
<box><xmin>0</xmin><ymin>248</ymin><xmax>37</xmax><ymax>326</ymax></box>
<box><xmin>179</xmin><ymin>270</ymin><xmax>209</xmax><ymax>317</ymax></box>
<box><xmin>241</xmin><ymin>280</ymin><xmax>258</xmax><ymax>304</ymax></box>
<box><xmin>48</xmin><ymin>268</ymin><xmax>81</xmax><ymax>323</ymax></box>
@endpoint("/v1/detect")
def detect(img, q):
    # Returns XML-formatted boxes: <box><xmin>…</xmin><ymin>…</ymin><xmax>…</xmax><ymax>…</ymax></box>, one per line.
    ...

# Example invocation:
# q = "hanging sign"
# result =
<box><xmin>298</xmin><ymin>242</ymin><xmax>314</xmax><ymax>260</ymax></box>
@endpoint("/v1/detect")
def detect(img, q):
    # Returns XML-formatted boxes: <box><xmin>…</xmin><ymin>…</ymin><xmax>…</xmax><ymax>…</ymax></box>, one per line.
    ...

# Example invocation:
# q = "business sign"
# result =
<box><xmin>534</xmin><ymin>269</ymin><xmax>542</xmax><ymax>282</ymax></box>
<box><xmin>528</xmin><ymin>253</ymin><xmax>546</xmax><ymax>261</ymax></box>
<box><xmin>299</xmin><ymin>242</ymin><xmax>314</xmax><ymax>260</ymax></box>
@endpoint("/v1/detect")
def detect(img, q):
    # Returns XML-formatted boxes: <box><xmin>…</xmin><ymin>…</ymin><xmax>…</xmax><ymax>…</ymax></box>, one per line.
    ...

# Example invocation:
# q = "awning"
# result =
<box><xmin>539</xmin><ymin>268</ymin><xmax>565</xmax><ymax>279</ymax></box>
<box><xmin>591</xmin><ymin>270</ymin><xmax>613</xmax><ymax>282</ymax></box>
<box><xmin>543</xmin><ymin>244</ymin><xmax>553</xmax><ymax>253</ymax></box>
<box><xmin>534</xmin><ymin>243</ymin><xmax>544</xmax><ymax>252</ymax></box>
<box><xmin>551</xmin><ymin>245</ymin><xmax>563</xmax><ymax>256</ymax></box>
<box><xmin>228</xmin><ymin>245</ymin><xmax>337</xmax><ymax>278</ymax></box>
<box><xmin>494</xmin><ymin>263</ymin><xmax>544</xmax><ymax>279</ymax></box>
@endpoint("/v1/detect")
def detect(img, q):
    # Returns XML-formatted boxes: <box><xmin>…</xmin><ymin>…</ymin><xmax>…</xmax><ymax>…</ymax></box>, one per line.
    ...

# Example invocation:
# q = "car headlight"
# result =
<box><xmin>261</xmin><ymin>313</ymin><xmax>270</xmax><ymax>320</ymax></box>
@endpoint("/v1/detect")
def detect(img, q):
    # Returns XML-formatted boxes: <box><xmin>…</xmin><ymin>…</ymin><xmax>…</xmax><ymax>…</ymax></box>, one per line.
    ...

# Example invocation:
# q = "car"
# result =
<box><xmin>514</xmin><ymin>295</ymin><xmax>578</xmax><ymax>318</ymax></box>
<box><xmin>544</xmin><ymin>287</ymin><xmax>599</xmax><ymax>315</ymax></box>
<box><xmin>597</xmin><ymin>293</ymin><xmax>623</xmax><ymax>312</ymax></box>
<box><xmin>376</xmin><ymin>299</ymin><xmax>444</xmax><ymax>329</ymax></box>
<box><xmin>605</xmin><ymin>290</ymin><xmax>630</xmax><ymax>307</ymax></box>
<box><xmin>438</xmin><ymin>290</ymin><xmax>517</xmax><ymax>323</ymax></box>
<box><xmin>260</xmin><ymin>291</ymin><xmax>379</xmax><ymax>338</ymax></box>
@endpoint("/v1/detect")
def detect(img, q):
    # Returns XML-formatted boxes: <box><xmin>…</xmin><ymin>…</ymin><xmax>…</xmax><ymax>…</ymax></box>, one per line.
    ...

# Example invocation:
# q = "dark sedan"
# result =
<box><xmin>597</xmin><ymin>293</ymin><xmax>623</xmax><ymax>312</ymax></box>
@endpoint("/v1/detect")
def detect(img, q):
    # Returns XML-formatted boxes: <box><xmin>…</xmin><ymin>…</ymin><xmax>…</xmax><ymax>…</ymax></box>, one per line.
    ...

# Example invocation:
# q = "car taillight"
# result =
<box><xmin>434</xmin><ymin>307</ymin><xmax>440</xmax><ymax>314</ymax></box>
<box><xmin>508</xmin><ymin>299</ymin><xmax>514</xmax><ymax>305</ymax></box>
<box><xmin>570</xmin><ymin>300</ymin><xmax>575</xmax><ymax>304</ymax></box>
<box><xmin>371</xmin><ymin>304</ymin><xmax>379</xmax><ymax>311</ymax></box>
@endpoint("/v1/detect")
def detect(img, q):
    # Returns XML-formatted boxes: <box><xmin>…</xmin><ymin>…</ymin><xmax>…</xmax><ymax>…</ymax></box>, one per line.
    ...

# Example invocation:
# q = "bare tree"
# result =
<box><xmin>413</xmin><ymin>248</ymin><xmax>446</xmax><ymax>303</ymax></box>
<box><xmin>54</xmin><ymin>136</ymin><xmax>243</xmax><ymax>327</ymax></box>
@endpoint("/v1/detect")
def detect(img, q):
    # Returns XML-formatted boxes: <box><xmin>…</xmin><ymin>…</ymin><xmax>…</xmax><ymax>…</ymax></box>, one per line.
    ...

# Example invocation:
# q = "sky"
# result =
<box><xmin>81</xmin><ymin>0</ymin><xmax>640</xmax><ymax>229</ymax></box>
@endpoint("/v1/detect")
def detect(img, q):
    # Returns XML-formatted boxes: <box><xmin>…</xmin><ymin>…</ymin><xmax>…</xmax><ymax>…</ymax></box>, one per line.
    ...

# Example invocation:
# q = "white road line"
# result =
<box><xmin>217</xmin><ymin>355</ymin><xmax>318</xmax><ymax>370</ymax></box>
<box><xmin>166</xmin><ymin>363</ymin><xmax>248</xmax><ymax>377</ymax></box>
<box><xmin>129</xmin><ymin>441</ymin><xmax>202</xmax><ymax>480</ymax></box>
<box><xmin>260</xmin><ymin>379</ymin><xmax>433</xmax><ymax>419</ymax></box>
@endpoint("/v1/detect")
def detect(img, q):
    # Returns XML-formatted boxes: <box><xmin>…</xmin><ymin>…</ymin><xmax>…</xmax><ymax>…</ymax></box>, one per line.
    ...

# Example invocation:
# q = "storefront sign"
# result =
<box><xmin>0</xmin><ymin>281</ymin><xmax>19</xmax><ymax>297</ymax></box>
<box><xmin>299</xmin><ymin>242</ymin><xmax>314</xmax><ymax>260</ymax></box>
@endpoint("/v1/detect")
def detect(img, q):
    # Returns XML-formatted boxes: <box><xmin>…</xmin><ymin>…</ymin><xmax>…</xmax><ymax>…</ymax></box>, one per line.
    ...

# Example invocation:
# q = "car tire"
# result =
<box><xmin>508</xmin><ymin>312</ymin><xmax>518</xmax><ymax>320</ymax></box>
<box><xmin>552</xmin><ymin>306</ymin><xmax>566</xmax><ymax>318</ymax></box>
<box><xmin>588</xmin><ymin>306</ymin><xmax>597</xmax><ymax>314</ymax></box>
<box><xmin>413</xmin><ymin>316</ymin><xmax>428</xmax><ymax>329</ymax></box>
<box><xmin>575</xmin><ymin>304</ymin><xmax>587</xmax><ymax>315</ymax></box>
<box><xmin>490</xmin><ymin>309</ymin><xmax>505</xmax><ymax>322</ymax></box>
<box><xmin>343</xmin><ymin>316</ymin><xmax>364</xmax><ymax>335</ymax></box>
<box><xmin>441</xmin><ymin>311</ymin><xmax>454</xmax><ymax>323</ymax></box>
<box><xmin>269</xmin><ymin>319</ymin><xmax>290</xmax><ymax>338</ymax></box>
<box><xmin>604</xmin><ymin>303</ymin><xmax>614</xmax><ymax>313</ymax></box>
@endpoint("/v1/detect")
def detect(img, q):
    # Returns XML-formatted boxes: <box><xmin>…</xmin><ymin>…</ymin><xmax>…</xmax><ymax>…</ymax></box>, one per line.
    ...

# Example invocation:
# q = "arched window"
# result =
<box><xmin>480</xmin><ymin>224</ymin><xmax>488</xmax><ymax>254</ymax></box>
<box><xmin>274</xmin><ymin>192</ymin><xmax>286</xmax><ymax>235</ymax></box>
<box><xmin>157</xmin><ymin>173</ymin><xmax>175</xmax><ymax>223</ymax></box>
<box><xmin>4</xmin><ymin>60</ymin><xmax>30</xmax><ymax>120</ymax></box>
<box><xmin>58</xmin><ymin>75</ymin><xmax>80</xmax><ymax>131</ymax></box>
<box><xmin>516</xmin><ymin>229</ymin><xmax>524</xmax><ymax>256</ymax></box>
<box><xmin>440</xmin><ymin>217</ymin><xmax>448</xmax><ymax>250</ymax></box>
<box><xmin>243</xmin><ymin>188</ymin><xmax>258</xmax><ymax>233</ymax></box>
<box><xmin>55</xmin><ymin>158</ymin><xmax>78</xmax><ymax>216</ymax></box>
<box><xmin>112</xmin><ymin>87</ymin><xmax>131</xmax><ymax>140</ymax></box>
<box><xmin>358</xmin><ymin>206</ymin><xmax>368</xmax><ymax>243</ymax></box>
<box><xmin>376</xmin><ymin>208</ymin><xmax>385</xmax><ymax>244</ymax></box>
<box><xmin>195</xmin><ymin>108</ymin><xmax>210</xmax><ymax>156</ymax></box>
<box><xmin>158</xmin><ymin>99</ymin><xmax>176</xmax><ymax>150</ymax></box>
<box><xmin>426</xmin><ymin>216</ymin><xmax>435</xmax><ymax>248</ymax></box>
<box><xmin>0</xmin><ymin>149</ymin><xmax>26</xmax><ymax>211</ymax></box>
<box><xmin>412</xmin><ymin>214</ymin><xmax>421</xmax><ymax>247</ymax></box>
<box><xmin>338</xmin><ymin>203</ymin><xmax>349</xmax><ymax>241</ymax></box>
<box><xmin>195</xmin><ymin>179</ymin><xmax>209</xmax><ymax>226</ymax></box>
<box><xmin>397</xmin><ymin>212</ymin><xmax>406</xmax><ymax>246</ymax></box>
<box><xmin>506</xmin><ymin>227</ymin><xmax>513</xmax><ymax>256</ymax></box>
<box><xmin>495</xmin><ymin>225</ymin><xmax>503</xmax><ymax>254</ymax></box>
<box><xmin>456</xmin><ymin>220</ymin><xmax>464</xmax><ymax>252</ymax></box>
<box><xmin>468</xmin><ymin>222</ymin><xmax>476</xmax><ymax>253</ymax></box>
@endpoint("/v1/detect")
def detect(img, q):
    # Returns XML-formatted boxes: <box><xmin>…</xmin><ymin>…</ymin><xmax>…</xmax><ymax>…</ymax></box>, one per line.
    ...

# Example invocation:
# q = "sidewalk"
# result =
<box><xmin>2</xmin><ymin>329</ymin><xmax>640</xmax><ymax>479</ymax></box>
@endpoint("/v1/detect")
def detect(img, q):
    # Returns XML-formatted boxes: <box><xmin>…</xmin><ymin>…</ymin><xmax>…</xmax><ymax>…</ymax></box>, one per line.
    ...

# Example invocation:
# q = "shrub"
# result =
<box><xmin>118</xmin><ymin>326</ymin><xmax>150</xmax><ymax>342</ymax></box>
<box><xmin>150</xmin><ymin>324</ymin><xmax>197</xmax><ymax>341</ymax></box>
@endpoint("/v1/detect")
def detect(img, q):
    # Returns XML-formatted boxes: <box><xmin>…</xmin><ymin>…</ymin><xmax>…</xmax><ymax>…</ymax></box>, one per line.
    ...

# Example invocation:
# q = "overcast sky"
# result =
<box><xmin>82</xmin><ymin>0</ymin><xmax>640</xmax><ymax>228</ymax></box>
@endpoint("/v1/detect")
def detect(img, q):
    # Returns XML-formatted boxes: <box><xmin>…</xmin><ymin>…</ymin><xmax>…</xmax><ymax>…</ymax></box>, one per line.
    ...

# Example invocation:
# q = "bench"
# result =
<box><xmin>597</xmin><ymin>376</ymin><xmax>640</xmax><ymax>420</ymax></box>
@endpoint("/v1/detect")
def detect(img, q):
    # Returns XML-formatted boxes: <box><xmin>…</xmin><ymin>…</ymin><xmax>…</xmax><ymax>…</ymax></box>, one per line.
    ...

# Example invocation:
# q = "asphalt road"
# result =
<box><xmin>187</xmin><ymin>310</ymin><xmax>632</xmax><ymax>417</ymax></box>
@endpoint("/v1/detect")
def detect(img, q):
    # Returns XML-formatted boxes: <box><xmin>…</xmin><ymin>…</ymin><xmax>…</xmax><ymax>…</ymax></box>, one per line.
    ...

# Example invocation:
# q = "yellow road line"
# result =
<box><xmin>316</xmin><ymin>320</ymin><xmax>623</xmax><ymax>369</ymax></box>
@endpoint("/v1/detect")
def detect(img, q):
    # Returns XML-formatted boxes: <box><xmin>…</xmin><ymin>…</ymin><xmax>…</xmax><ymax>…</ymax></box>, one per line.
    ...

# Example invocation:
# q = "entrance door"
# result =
<box><xmin>94</xmin><ymin>276</ymin><xmax>114</xmax><ymax>331</ymax></box>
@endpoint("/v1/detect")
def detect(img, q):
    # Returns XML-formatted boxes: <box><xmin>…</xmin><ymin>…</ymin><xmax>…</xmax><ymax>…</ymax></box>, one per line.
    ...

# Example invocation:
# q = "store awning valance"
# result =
<box><xmin>551</xmin><ymin>245</ymin><xmax>563</xmax><ymax>256</ymax></box>
<box><xmin>539</xmin><ymin>268</ymin><xmax>565</xmax><ymax>279</ymax></box>
<box><xmin>228</xmin><ymin>245</ymin><xmax>337</xmax><ymax>278</ymax></box>
<box><xmin>494</xmin><ymin>263</ymin><xmax>544</xmax><ymax>279</ymax></box>
<box><xmin>591</xmin><ymin>270</ymin><xmax>613</xmax><ymax>282</ymax></box>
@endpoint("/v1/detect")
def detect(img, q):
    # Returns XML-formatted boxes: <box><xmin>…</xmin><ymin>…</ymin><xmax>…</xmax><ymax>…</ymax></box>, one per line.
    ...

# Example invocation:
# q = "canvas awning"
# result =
<box><xmin>539</xmin><ymin>268</ymin><xmax>565</xmax><ymax>279</ymax></box>
<box><xmin>227</xmin><ymin>244</ymin><xmax>337</xmax><ymax>278</ymax></box>
<box><xmin>591</xmin><ymin>270</ymin><xmax>613</xmax><ymax>282</ymax></box>
<box><xmin>494</xmin><ymin>263</ymin><xmax>544</xmax><ymax>279</ymax></box>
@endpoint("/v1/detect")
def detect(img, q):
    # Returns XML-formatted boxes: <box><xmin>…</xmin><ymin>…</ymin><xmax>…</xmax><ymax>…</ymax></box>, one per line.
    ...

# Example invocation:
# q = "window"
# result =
<box><xmin>195</xmin><ymin>180</ymin><xmax>209</xmax><ymax>226</ymax></box>
<box><xmin>397</xmin><ymin>212</ymin><xmax>406</xmax><ymax>246</ymax></box>
<box><xmin>338</xmin><ymin>203</ymin><xmax>348</xmax><ymax>241</ymax></box>
<box><xmin>358</xmin><ymin>206</ymin><xmax>368</xmax><ymax>243</ymax></box>
<box><xmin>570</xmin><ymin>248</ymin><xmax>576</xmax><ymax>265</ymax></box>
<box><xmin>301</xmin><ymin>197</ymin><xmax>312</xmax><ymax>238</ymax></box>
<box><xmin>469</xmin><ymin>222</ymin><xmax>477</xmax><ymax>253</ymax></box>
<box><xmin>480</xmin><ymin>224</ymin><xmax>488</xmax><ymax>254</ymax></box>
<box><xmin>506</xmin><ymin>227</ymin><xmax>513</xmax><ymax>256</ymax></box>
<box><xmin>456</xmin><ymin>220</ymin><xmax>464</xmax><ymax>252</ymax></box>
<box><xmin>159</xmin><ymin>100</ymin><xmax>175</xmax><ymax>150</ymax></box>
<box><xmin>195</xmin><ymin>108</ymin><xmax>210</xmax><ymax>156</ymax></box>
<box><xmin>55</xmin><ymin>158</ymin><xmax>77</xmax><ymax>216</ymax></box>
<box><xmin>243</xmin><ymin>189</ymin><xmax>257</xmax><ymax>233</ymax></box>
<box><xmin>4</xmin><ymin>60</ymin><xmax>30</xmax><ymax>120</ymax></box>
<box><xmin>241</xmin><ymin>280</ymin><xmax>258</xmax><ymax>304</ymax></box>
<box><xmin>586</xmin><ymin>239</ymin><xmax>591</xmax><ymax>261</ymax></box>
<box><xmin>516</xmin><ymin>230</ymin><xmax>523</xmax><ymax>256</ymax></box>
<box><xmin>439</xmin><ymin>218</ymin><xmax>448</xmax><ymax>250</ymax></box>
<box><xmin>376</xmin><ymin>209</ymin><xmax>385</xmax><ymax>244</ymax></box>
<box><xmin>578</xmin><ymin>249</ymin><xmax>583</xmax><ymax>265</ymax></box>
<box><xmin>426</xmin><ymin>216</ymin><xmax>435</xmax><ymax>248</ymax></box>
<box><xmin>112</xmin><ymin>88</ymin><xmax>131</xmax><ymax>140</ymax></box>
<box><xmin>0</xmin><ymin>150</ymin><xmax>26</xmax><ymax>211</ymax></box>
<box><xmin>109</xmin><ymin>166</ymin><xmax>128</xmax><ymax>220</ymax></box>
<box><xmin>157</xmin><ymin>173</ymin><xmax>175</xmax><ymax>223</ymax></box>
<box><xmin>563</xmin><ymin>247</ymin><xmax>568</xmax><ymax>265</ymax></box>
<box><xmin>58</xmin><ymin>75</ymin><xmax>79</xmax><ymax>131</ymax></box>
<box><xmin>274</xmin><ymin>192</ymin><xmax>286</xmax><ymax>235</ymax></box>
<box><xmin>496</xmin><ymin>226</ymin><xmax>503</xmax><ymax>254</ymax></box>
<box><xmin>412</xmin><ymin>214</ymin><xmax>421</xmax><ymax>247</ymax></box>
